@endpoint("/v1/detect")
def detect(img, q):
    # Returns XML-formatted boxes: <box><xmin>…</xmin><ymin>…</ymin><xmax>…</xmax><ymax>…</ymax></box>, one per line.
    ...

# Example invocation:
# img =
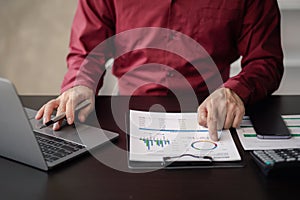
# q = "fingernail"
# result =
<box><xmin>53</xmin><ymin>123</ymin><xmax>59</xmax><ymax>130</ymax></box>
<box><xmin>43</xmin><ymin>117</ymin><xmax>46</xmax><ymax>124</ymax></box>
<box><xmin>210</xmin><ymin>133</ymin><xmax>217</xmax><ymax>141</ymax></box>
<box><xmin>67</xmin><ymin>117</ymin><xmax>72</xmax><ymax>124</ymax></box>
<box><xmin>213</xmin><ymin>135</ymin><xmax>218</xmax><ymax>141</ymax></box>
<box><xmin>79</xmin><ymin>115</ymin><xmax>85</xmax><ymax>122</ymax></box>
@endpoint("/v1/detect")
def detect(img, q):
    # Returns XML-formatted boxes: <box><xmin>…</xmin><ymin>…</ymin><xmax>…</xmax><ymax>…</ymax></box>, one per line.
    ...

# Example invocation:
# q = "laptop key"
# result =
<box><xmin>61</xmin><ymin>145</ymin><xmax>77</xmax><ymax>152</ymax></box>
<box><xmin>34</xmin><ymin>132</ymin><xmax>86</xmax><ymax>163</ymax></box>
<box><xmin>51</xmin><ymin>156</ymin><xmax>60</xmax><ymax>161</ymax></box>
<box><xmin>57</xmin><ymin>149</ymin><xmax>71</xmax><ymax>156</ymax></box>
<box><xmin>53</xmin><ymin>153</ymin><xmax>64</xmax><ymax>158</ymax></box>
<box><xmin>52</xmin><ymin>143</ymin><xmax>63</xmax><ymax>147</ymax></box>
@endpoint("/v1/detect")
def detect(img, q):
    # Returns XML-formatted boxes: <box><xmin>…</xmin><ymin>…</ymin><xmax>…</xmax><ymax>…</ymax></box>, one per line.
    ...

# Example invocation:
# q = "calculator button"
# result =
<box><xmin>264</xmin><ymin>161</ymin><xmax>274</xmax><ymax>165</ymax></box>
<box><xmin>274</xmin><ymin>158</ymin><xmax>285</xmax><ymax>163</ymax></box>
<box><xmin>251</xmin><ymin>148</ymin><xmax>300</xmax><ymax>176</ymax></box>
<box><xmin>286</xmin><ymin>158</ymin><xmax>296</xmax><ymax>162</ymax></box>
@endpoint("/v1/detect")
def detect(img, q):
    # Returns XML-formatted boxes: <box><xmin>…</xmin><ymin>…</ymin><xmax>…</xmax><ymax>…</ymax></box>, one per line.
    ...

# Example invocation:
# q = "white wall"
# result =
<box><xmin>276</xmin><ymin>8</ymin><xmax>300</xmax><ymax>95</ymax></box>
<box><xmin>0</xmin><ymin>0</ymin><xmax>77</xmax><ymax>95</ymax></box>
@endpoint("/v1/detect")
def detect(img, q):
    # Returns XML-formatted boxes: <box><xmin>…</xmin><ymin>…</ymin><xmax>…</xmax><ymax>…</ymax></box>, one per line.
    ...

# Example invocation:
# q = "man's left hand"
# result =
<box><xmin>197</xmin><ymin>88</ymin><xmax>245</xmax><ymax>141</ymax></box>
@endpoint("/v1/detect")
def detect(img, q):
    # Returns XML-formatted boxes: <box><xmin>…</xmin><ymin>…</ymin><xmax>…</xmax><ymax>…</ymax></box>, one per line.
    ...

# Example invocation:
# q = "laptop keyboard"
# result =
<box><xmin>35</xmin><ymin>132</ymin><xmax>86</xmax><ymax>163</ymax></box>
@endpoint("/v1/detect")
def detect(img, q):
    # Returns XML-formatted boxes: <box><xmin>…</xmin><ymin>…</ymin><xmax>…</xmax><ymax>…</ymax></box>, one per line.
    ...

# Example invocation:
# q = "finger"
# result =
<box><xmin>43</xmin><ymin>100</ymin><xmax>59</xmax><ymax>124</ymax></box>
<box><xmin>53</xmin><ymin>121</ymin><xmax>63</xmax><ymax>131</ymax></box>
<box><xmin>224</xmin><ymin>113</ymin><xmax>235</xmax><ymax>129</ymax></box>
<box><xmin>78</xmin><ymin>100</ymin><xmax>94</xmax><ymax>122</ymax></box>
<box><xmin>52</xmin><ymin>99</ymin><xmax>68</xmax><ymax>130</ymax></box>
<box><xmin>216</xmin><ymin>89</ymin><xmax>227</xmax><ymax>130</ymax></box>
<box><xmin>232</xmin><ymin>107</ymin><xmax>245</xmax><ymax>128</ymax></box>
<box><xmin>207</xmin><ymin>101</ymin><xmax>218</xmax><ymax>141</ymax></box>
<box><xmin>35</xmin><ymin>104</ymin><xmax>46</xmax><ymax>120</ymax></box>
<box><xmin>223</xmin><ymin>104</ymin><xmax>235</xmax><ymax>129</ymax></box>
<box><xmin>65</xmin><ymin>98</ymin><xmax>75</xmax><ymax>125</ymax></box>
<box><xmin>197</xmin><ymin>104</ymin><xmax>208</xmax><ymax>127</ymax></box>
<box><xmin>66</xmin><ymin>88</ymin><xmax>88</xmax><ymax>123</ymax></box>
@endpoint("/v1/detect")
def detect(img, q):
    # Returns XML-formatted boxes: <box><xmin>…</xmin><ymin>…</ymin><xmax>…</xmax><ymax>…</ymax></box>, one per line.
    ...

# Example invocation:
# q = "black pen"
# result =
<box><xmin>39</xmin><ymin>100</ymin><xmax>91</xmax><ymax>129</ymax></box>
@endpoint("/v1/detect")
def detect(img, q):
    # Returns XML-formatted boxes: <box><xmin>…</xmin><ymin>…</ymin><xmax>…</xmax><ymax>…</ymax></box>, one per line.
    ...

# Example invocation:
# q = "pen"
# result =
<box><xmin>39</xmin><ymin>99</ymin><xmax>91</xmax><ymax>129</ymax></box>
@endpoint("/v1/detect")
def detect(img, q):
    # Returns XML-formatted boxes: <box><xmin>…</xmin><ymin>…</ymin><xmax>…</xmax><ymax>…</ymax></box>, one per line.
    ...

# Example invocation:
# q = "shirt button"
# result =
<box><xmin>169</xmin><ymin>33</ymin><xmax>175</xmax><ymax>40</ymax></box>
<box><xmin>167</xmin><ymin>72</ymin><xmax>174</xmax><ymax>77</ymax></box>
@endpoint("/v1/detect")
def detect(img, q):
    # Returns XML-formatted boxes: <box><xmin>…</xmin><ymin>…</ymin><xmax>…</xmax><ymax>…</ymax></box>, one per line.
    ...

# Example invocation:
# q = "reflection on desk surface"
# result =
<box><xmin>0</xmin><ymin>158</ymin><xmax>48</xmax><ymax>199</ymax></box>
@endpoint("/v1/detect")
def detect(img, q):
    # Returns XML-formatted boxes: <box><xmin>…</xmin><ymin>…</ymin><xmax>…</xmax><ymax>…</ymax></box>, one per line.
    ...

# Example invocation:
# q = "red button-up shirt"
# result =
<box><xmin>62</xmin><ymin>0</ymin><xmax>283</xmax><ymax>104</ymax></box>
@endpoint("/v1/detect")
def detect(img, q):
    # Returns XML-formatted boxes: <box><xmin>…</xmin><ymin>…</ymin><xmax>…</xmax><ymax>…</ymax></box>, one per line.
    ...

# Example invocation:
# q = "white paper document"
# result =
<box><xmin>129</xmin><ymin>110</ymin><xmax>241</xmax><ymax>162</ymax></box>
<box><xmin>236</xmin><ymin>115</ymin><xmax>300</xmax><ymax>150</ymax></box>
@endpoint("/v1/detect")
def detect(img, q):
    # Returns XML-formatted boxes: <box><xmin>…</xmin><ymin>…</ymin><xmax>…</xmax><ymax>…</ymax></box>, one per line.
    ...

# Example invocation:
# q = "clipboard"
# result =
<box><xmin>126</xmin><ymin>111</ymin><xmax>246</xmax><ymax>169</ymax></box>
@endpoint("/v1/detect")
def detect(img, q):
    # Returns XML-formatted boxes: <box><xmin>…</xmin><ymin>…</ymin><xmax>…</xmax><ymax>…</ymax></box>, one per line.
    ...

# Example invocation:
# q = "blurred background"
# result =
<box><xmin>0</xmin><ymin>0</ymin><xmax>299</xmax><ymax>95</ymax></box>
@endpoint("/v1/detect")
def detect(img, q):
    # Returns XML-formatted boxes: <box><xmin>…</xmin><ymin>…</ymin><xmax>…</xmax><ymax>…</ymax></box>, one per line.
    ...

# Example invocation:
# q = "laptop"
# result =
<box><xmin>0</xmin><ymin>77</ymin><xmax>119</xmax><ymax>171</ymax></box>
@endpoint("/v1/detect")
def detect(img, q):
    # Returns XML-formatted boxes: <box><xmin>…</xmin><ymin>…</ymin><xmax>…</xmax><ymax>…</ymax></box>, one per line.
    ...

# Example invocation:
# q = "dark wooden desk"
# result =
<box><xmin>0</xmin><ymin>95</ymin><xmax>299</xmax><ymax>200</ymax></box>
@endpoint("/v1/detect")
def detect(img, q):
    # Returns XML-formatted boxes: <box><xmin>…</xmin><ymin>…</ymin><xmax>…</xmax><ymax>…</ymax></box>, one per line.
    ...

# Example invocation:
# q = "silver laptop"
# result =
<box><xmin>0</xmin><ymin>77</ymin><xmax>119</xmax><ymax>171</ymax></box>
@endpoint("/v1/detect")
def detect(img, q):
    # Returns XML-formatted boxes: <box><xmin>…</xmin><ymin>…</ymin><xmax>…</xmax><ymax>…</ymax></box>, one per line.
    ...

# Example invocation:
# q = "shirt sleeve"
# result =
<box><xmin>61</xmin><ymin>0</ymin><xmax>115</xmax><ymax>94</ymax></box>
<box><xmin>223</xmin><ymin>0</ymin><xmax>284</xmax><ymax>105</ymax></box>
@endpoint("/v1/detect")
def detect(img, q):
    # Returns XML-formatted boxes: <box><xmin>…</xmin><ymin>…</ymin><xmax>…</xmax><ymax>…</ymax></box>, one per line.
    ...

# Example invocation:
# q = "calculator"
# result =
<box><xmin>250</xmin><ymin>149</ymin><xmax>300</xmax><ymax>176</ymax></box>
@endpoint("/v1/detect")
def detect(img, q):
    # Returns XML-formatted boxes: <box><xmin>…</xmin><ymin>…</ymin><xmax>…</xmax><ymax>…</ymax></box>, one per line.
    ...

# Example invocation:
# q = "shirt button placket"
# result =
<box><xmin>169</xmin><ymin>33</ymin><xmax>173</xmax><ymax>40</ymax></box>
<box><xmin>168</xmin><ymin>0</ymin><xmax>176</xmax><ymax>41</ymax></box>
<box><xmin>167</xmin><ymin>71</ymin><xmax>174</xmax><ymax>78</ymax></box>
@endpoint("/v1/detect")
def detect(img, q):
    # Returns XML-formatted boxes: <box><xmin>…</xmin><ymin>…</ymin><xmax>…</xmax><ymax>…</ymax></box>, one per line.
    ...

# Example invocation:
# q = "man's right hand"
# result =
<box><xmin>35</xmin><ymin>85</ymin><xmax>95</xmax><ymax>131</ymax></box>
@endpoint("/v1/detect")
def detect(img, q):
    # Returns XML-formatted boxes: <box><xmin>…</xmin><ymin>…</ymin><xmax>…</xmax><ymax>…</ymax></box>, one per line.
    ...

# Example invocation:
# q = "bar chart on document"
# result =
<box><xmin>129</xmin><ymin>110</ymin><xmax>241</xmax><ymax>162</ymax></box>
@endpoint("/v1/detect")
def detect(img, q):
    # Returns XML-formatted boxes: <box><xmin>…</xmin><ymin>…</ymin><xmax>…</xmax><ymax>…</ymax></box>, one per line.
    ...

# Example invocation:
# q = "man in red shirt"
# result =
<box><xmin>36</xmin><ymin>0</ymin><xmax>283</xmax><ymax>141</ymax></box>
